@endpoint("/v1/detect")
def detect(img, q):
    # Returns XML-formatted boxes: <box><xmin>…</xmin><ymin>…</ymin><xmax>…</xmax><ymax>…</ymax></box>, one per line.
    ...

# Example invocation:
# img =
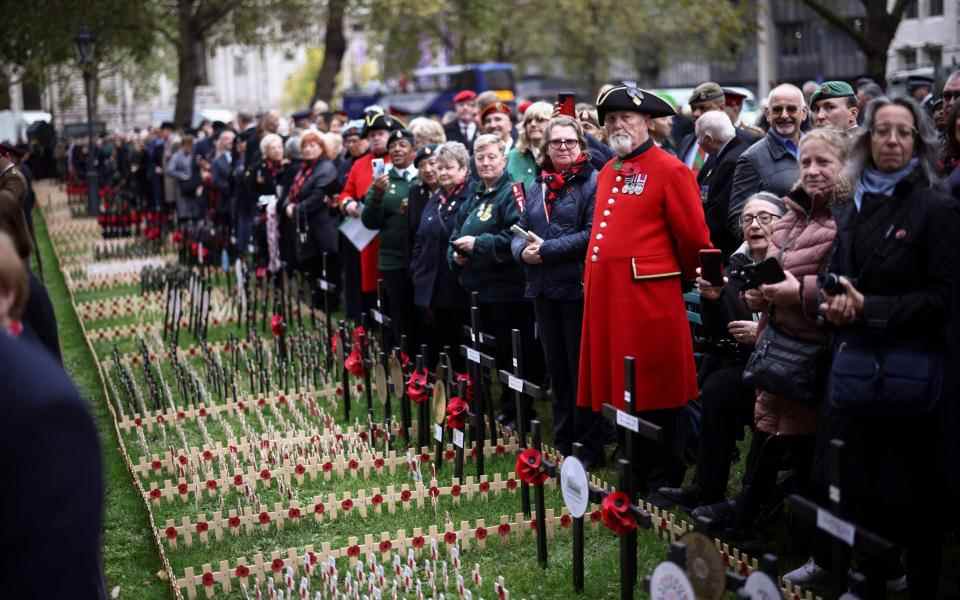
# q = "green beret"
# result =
<box><xmin>690</xmin><ymin>82</ymin><xmax>724</xmax><ymax>105</ymax></box>
<box><xmin>810</xmin><ymin>81</ymin><xmax>855</xmax><ymax>108</ymax></box>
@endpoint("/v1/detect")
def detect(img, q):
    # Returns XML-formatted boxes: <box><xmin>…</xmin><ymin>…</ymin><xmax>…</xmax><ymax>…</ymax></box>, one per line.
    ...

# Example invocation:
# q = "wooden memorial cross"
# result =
<box><xmin>497</xmin><ymin>328</ymin><xmax>544</xmax><ymax>514</ymax></box>
<box><xmin>358</xmin><ymin>315</ymin><xmax>374</xmax><ymax>414</ymax></box>
<box><xmin>787</xmin><ymin>439</ymin><xmax>897</xmax><ymax>599</ymax></box>
<box><xmin>367</xmin><ymin>280</ymin><xmax>394</xmax><ymax>417</ymax></box>
<box><xmin>317</xmin><ymin>253</ymin><xmax>337</xmax><ymax>370</ymax></box>
<box><xmin>414</xmin><ymin>352</ymin><xmax>430</xmax><ymax>449</ymax></box>
<box><xmin>395</xmin><ymin>334</ymin><xmax>412</xmax><ymax>442</ymax></box>
<box><xmin>432</xmin><ymin>352</ymin><xmax>451</xmax><ymax>473</ymax></box>
<box><xmin>459</xmin><ymin>294</ymin><xmax>498</xmax><ymax>447</ymax></box>
<box><xmin>339</xmin><ymin>321</ymin><xmax>352</xmax><ymax>422</ymax></box>
<box><xmin>451</xmin><ymin>376</ymin><xmax>467</xmax><ymax>481</ymax></box>
<box><xmin>530</xmin><ymin>420</ymin><xmax>550</xmax><ymax>568</ymax></box>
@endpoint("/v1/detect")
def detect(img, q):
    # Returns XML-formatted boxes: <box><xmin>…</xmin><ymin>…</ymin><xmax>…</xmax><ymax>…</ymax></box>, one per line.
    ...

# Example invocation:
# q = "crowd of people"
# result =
<box><xmin>4</xmin><ymin>70</ymin><xmax>960</xmax><ymax>597</ymax></box>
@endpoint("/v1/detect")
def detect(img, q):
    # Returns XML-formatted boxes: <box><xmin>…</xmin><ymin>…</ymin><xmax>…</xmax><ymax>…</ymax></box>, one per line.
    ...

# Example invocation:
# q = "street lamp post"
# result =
<box><xmin>75</xmin><ymin>28</ymin><xmax>98</xmax><ymax>217</ymax></box>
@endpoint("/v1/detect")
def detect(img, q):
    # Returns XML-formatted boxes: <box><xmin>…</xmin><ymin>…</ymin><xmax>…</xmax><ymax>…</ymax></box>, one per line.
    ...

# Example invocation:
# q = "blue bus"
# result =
<box><xmin>342</xmin><ymin>63</ymin><xmax>516</xmax><ymax>118</ymax></box>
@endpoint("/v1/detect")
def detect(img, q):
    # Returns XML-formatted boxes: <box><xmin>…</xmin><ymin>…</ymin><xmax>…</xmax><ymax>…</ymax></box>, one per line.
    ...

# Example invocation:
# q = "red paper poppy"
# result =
<box><xmin>314</xmin><ymin>502</ymin><xmax>325</xmax><ymax>515</ymax></box>
<box><xmin>348</xmin><ymin>459</ymin><xmax>359</xmax><ymax>470</ymax></box>
<box><xmin>379</xmin><ymin>540</ymin><xmax>392</xmax><ymax>553</ymax></box>
<box><xmin>258</xmin><ymin>398</ymin><xmax>266</xmax><ymax>408</ymax></box>
<box><xmin>307</xmin><ymin>551</ymin><xmax>318</xmax><ymax>565</ymax></box>
<box><xmin>341</xmin><ymin>498</ymin><xmax>353</xmax><ymax>511</ymax></box>
<box><xmin>198</xmin><ymin>408</ymin><xmax>207</xmax><ymax>417</ymax></box>
<box><xmin>374</xmin><ymin>458</ymin><xmax>385</xmax><ymax>469</ymax></box>
<box><xmin>515</xmin><ymin>448</ymin><xmax>549</xmax><ymax>486</ymax></box>
<box><xmin>288</xmin><ymin>507</ymin><xmax>301</xmax><ymax>520</ymax></box>
<box><xmin>590</xmin><ymin>510</ymin><xmax>602</xmax><ymax>522</ymax></box>
<box><xmin>400</xmin><ymin>490</ymin><xmax>412</xmax><ymax>502</ymax></box>
<box><xmin>271</xmin><ymin>558</ymin><xmax>284</xmax><ymax>572</ymax></box>
<box><xmin>497</xmin><ymin>523</ymin><xmax>511</xmax><ymax>537</ymax></box>
<box><xmin>336</xmin><ymin>386</ymin><xmax>343</xmax><ymax>396</ymax></box>
<box><xmin>451</xmin><ymin>485</ymin><xmax>461</xmax><ymax>497</ymax></box>
<box><xmin>149</xmin><ymin>488</ymin><xmax>162</xmax><ymax>499</ymax></box>
<box><xmin>202</xmin><ymin>450</ymin><xmax>213</xmax><ymax>461</ymax></box>
<box><xmin>172</xmin><ymin>230</ymin><xmax>184</xmax><ymax>244</ymax></box>
<box><xmin>177</xmin><ymin>483</ymin><xmax>189</xmax><ymax>495</ymax></box>
<box><xmin>444</xmin><ymin>531</ymin><xmax>457</xmax><ymax>545</ymax></box>
<box><xmin>561</xmin><ymin>514</ymin><xmax>572</xmax><ymax>528</ymax></box>
<box><xmin>165</xmin><ymin>526</ymin><xmax>177</xmax><ymax>539</ymax></box>
<box><xmin>356</xmin><ymin>383</ymin><xmax>364</xmax><ymax>393</ymax></box>
<box><xmin>256</xmin><ymin>266</ymin><xmax>267</xmax><ymax>279</ymax></box>
<box><xmin>190</xmin><ymin>348</ymin><xmax>197</xmax><ymax>356</ymax></box>
<box><xmin>228</xmin><ymin>516</ymin><xmax>241</xmax><ymax>528</ymax></box>
<box><xmin>322</xmin><ymin>462</ymin><xmax>333</xmax><ymax>472</ymax></box>
<box><xmin>157</xmin><ymin>415</ymin><xmax>165</xmax><ymax>424</ymax></box>
<box><xmin>295</xmin><ymin>464</ymin><xmax>306</xmax><ymax>475</ymax></box>
<box><xmin>412</xmin><ymin>535</ymin><xmax>425</xmax><ymax>549</ymax></box>
<box><xmin>233</xmin><ymin>474</ymin><xmax>243</xmax><ymax>486</ymax></box>
<box><xmin>419</xmin><ymin>453</ymin><xmax>430</xmax><ymax>463</ymax></box>
<box><xmin>151</xmin><ymin>460</ymin><xmax>162</xmax><ymax>471</ymax></box>
<box><xmin>495</xmin><ymin>445</ymin><xmax>506</xmax><ymax>455</ymax></box>
<box><xmin>601</xmin><ymin>491</ymin><xmax>637</xmax><ymax>536</ymax></box>
<box><xmin>177</xmin><ymin>411</ymin><xmax>186</xmax><ymax>420</ymax></box>
<box><xmin>506</xmin><ymin>478</ymin><xmax>517</xmax><ymax>491</ymax></box>
<box><xmin>277</xmin><ymin>394</ymin><xmax>287</xmax><ymax>404</ymax></box>
<box><xmin>429</xmin><ymin>486</ymin><xmax>440</xmax><ymax>498</ymax></box>
<box><xmin>444</xmin><ymin>450</ymin><xmax>455</xmax><ymax>461</ymax></box>
<box><xmin>347</xmin><ymin>545</ymin><xmax>361</xmax><ymax>557</ymax></box>
<box><xmin>196</xmin><ymin>521</ymin><xmax>209</xmax><ymax>533</ymax></box>
<box><xmin>345</xmin><ymin>347</ymin><xmax>364</xmax><ymax>376</ymax></box>
<box><xmin>177</xmin><ymin>455</ymin><xmax>188</xmax><ymax>466</ymax></box>
<box><xmin>258</xmin><ymin>512</ymin><xmax>271</xmax><ymax>525</ymax></box>
<box><xmin>475</xmin><ymin>527</ymin><xmax>488</xmax><ymax>540</ymax></box>
<box><xmin>446</xmin><ymin>396</ymin><xmax>469</xmax><ymax>430</ymax></box>
<box><xmin>530</xmin><ymin>519</ymin><xmax>538</xmax><ymax>531</ymax></box>
<box><xmin>235</xmin><ymin>565</ymin><xmax>250</xmax><ymax>578</ymax></box>
<box><xmin>202</xmin><ymin>572</ymin><xmax>215</xmax><ymax>587</ymax></box>
<box><xmin>260</xmin><ymin>469</ymin><xmax>271</xmax><ymax>480</ymax></box>
<box><xmin>206</xmin><ymin>479</ymin><xmax>217</xmax><ymax>490</ymax></box>
<box><xmin>271</xmin><ymin>314</ymin><xmax>285</xmax><ymax>337</ymax></box>
<box><xmin>405</xmin><ymin>369</ymin><xmax>429</xmax><ymax>404</ymax></box>
<box><xmin>371</xmin><ymin>494</ymin><xmax>384</xmax><ymax>505</ymax></box>
<box><xmin>479</xmin><ymin>481</ymin><xmax>490</xmax><ymax>493</ymax></box>
<box><xmin>358</xmin><ymin>431</ymin><xmax>369</xmax><ymax>442</ymax></box>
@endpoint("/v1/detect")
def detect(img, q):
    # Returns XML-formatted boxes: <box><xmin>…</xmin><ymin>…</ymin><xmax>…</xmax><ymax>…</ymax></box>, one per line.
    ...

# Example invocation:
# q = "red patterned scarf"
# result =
<box><xmin>539</xmin><ymin>153</ymin><xmax>588</xmax><ymax>219</ymax></box>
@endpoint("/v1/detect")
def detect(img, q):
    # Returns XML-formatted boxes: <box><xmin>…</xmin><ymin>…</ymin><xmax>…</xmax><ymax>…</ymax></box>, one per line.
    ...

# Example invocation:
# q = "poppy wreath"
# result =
<box><xmin>406</xmin><ymin>369</ymin><xmax>429</xmax><ymax>404</ymax></box>
<box><xmin>446</xmin><ymin>396</ymin><xmax>469</xmax><ymax>430</ymax></box>
<box><xmin>600</xmin><ymin>491</ymin><xmax>637</xmax><ymax>536</ymax></box>
<box><xmin>515</xmin><ymin>448</ymin><xmax>549</xmax><ymax>486</ymax></box>
<box><xmin>271</xmin><ymin>314</ymin><xmax>286</xmax><ymax>337</ymax></box>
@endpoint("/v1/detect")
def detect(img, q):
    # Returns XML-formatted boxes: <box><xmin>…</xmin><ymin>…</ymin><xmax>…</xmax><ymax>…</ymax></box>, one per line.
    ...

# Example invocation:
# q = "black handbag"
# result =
<box><xmin>827</xmin><ymin>337</ymin><xmax>942</xmax><ymax>416</ymax></box>
<box><xmin>742</xmin><ymin>320</ymin><xmax>826</xmax><ymax>406</ymax></box>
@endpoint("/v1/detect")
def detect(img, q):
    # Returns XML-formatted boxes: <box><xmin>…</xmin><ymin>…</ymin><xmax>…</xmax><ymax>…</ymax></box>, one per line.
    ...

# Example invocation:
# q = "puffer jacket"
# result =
<box><xmin>753</xmin><ymin>183</ymin><xmax>842</xmax><ymax>436</ymax></box>
<box><xmin>510</xmin><ymin>164</ymin><xmax>596</xmax><ymax>301</ymax></box>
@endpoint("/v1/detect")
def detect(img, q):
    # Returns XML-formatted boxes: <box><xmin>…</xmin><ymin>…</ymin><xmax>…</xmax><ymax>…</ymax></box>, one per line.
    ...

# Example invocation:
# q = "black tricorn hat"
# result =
<box><xmin>596</xmin><ymin>82</ymin><xmax>675</xmax><ymax>125</ymax></box>
<box><xmin>362</xmin><ymin>111</ymin><xmax>399</xmax><ymax>137</ymax></box>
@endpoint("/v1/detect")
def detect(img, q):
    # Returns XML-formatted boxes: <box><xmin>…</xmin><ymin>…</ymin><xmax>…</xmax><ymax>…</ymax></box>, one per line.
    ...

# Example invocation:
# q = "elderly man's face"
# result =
<box><xmin>604</xmin><ymin>111</ymin><xmax>652</xmax><ymax>156</ymax></box>
<box><xmin>943</xmin><ymin>77</ymin><xmax>960</xmax><ymax>112</ymax></box>
<box><xmin>483</xmin><ymin>113</ymin><xmax>512</xmax><ymax>141</ymax></box>
<box><xmin>766</xmin><ymin>87</ymin><xmax>807</xmax><ymax>140</ymax></box>
<box><xmin>690</xmin><ymin>99</ymin><xmax>724</xmax><ymax>122</ymax></box>
<box><xmin>455</xmin><ymin>101</ymin><xmax>478</xmax><ymax>124</ymax></box>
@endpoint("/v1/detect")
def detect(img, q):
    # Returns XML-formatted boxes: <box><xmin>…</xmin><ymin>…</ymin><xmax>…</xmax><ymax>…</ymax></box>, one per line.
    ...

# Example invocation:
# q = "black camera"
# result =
<box><xmin>817</xmin><ymin>273</ymin><xmax>846</xmax><ymax>295</ymax></box>
<box><xmin>730</xmin><ymin>257</ymin><xmax>786</xmax><ymax>290</ymax></box>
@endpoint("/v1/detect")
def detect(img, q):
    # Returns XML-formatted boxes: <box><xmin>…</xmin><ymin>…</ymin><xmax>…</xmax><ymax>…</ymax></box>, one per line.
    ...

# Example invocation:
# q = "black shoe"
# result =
<box><xmin>691</xmin><ymin>498</ymin><xmax>737</xmax><ymax>527</ymax></box>
<box><xmin>657</xmin><ymin>485</ymin><xmax>702</xmax><ymax>510</ymax></box>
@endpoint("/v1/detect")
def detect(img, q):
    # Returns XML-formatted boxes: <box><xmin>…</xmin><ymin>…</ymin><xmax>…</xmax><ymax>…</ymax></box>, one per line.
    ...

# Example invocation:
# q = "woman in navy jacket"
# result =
<box><xmin>511</xmin><ymin>116</ymin><xmax>601</xmax><ymax>463</ymax></box>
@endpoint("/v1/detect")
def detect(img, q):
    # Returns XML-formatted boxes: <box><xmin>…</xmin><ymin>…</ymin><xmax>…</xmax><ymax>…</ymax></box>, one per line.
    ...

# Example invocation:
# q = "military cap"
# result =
<box><xmin>160</xmin><ymin>121</ymin><xmax>175</xmax><ymax>130</ymax></box>
<box><xmin>722</xmin><ymin>88</ymin><xmax>747</xmax><ymax>107</ymax></box>
<box><xmin>453</xmin><ymin>90</ymin><xmax>477</xmax><ymax>104</ymax></box>
<box><xmin>810</xmin><ymin>81</ymin><xmax>856</xmax><ymax>108</ymax></box>
<box><xmin>855</xmin><ymin>77</ymin><xmax>876</xmax><ymax>89</ymax></box>
<box><xmin>928</xmin><ymin>97</ymin><xmax>944</xmax><ymax>115</ymax></box>
<box><xmin>596</xmin><ymin>82</ymin><xmax>675</xmax><ymax>125</ymax></box>
<box><xmin>291</xmin><ymin>109</ymin><xmax>312</xmax><ymax>121</ymax></box>
<box><xmin>480</xmin><ymin>102</ymin><xmax>512</xmax><ymax>122</ymax></box>
<box><xmin>690</xmin><ymin>82</ymin><xmax>725</xmax><ymax>105</ymax></box>
<box><xmin>386</xmin><ymin>128</ymin><xmax>415</xmax><ymax>148</ymax></box>
<box><xmin>907</xmin><ymin>74</ymin><xmax>934</xmax><ymax>93</ymax></box>
<box><xmin>415</xmin><ymin>143</ymin><xmax>437</xmax><ymax>166</ymax></box>
<box><xmin>517</xmin><ymin>100</ymin><xmax>532</xmax><ymax>115</ymax></box>
<box><xmin>362</xmin><ymin>111</ymin><xmax>398</xmax><ymax>137</ymax></box>
<box><xmin>342</xmin><ymin>119</ymin><xmax>364</xmax><ymax>137</ymax></box>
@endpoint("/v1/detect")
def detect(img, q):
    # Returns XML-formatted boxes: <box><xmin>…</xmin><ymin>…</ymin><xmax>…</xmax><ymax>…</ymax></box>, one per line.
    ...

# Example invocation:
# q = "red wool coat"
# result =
<box><xmin>576</xmin><ymin>142</ymin><xmax>711</xmax><ymax>413</ymax></box>
<box><xmin>339</xmin><ymin>153</ymin><xmax>391</xmax><ymax>293</ymax></box>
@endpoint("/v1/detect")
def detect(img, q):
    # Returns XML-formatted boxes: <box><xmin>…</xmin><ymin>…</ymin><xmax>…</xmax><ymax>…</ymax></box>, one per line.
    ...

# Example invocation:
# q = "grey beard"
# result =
<box><xmin>610</xmin><ymin>133</ymin><xmax>635</xmax><ymax>157</ymax></box>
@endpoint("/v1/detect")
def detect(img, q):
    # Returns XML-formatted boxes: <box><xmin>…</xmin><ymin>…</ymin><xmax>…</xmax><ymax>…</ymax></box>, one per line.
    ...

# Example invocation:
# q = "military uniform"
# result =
<box><xmin>0</xmin><ymin>156</ymin><xmax>27</xmax><ymax>208</ymax></box>
<box><xmin>361</xmin><ymin>166</ymin><xmax>418</xmax><ymax>270</ymax></box>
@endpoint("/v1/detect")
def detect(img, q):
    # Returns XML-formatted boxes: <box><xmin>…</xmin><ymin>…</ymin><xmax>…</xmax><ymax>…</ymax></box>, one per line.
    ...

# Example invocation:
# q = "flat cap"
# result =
<box><xmin>810</xmin><ymin>81</ymin><xmax>856</xmax><ymax>107</ymax></box>
<box><xmin>907</xmin><ymin>74</ymin><xmax>934</xmax><ymax>92</ymax></box>
<box><xmin>690</xmin><ymin>82</ymin><xmax>725</xmax><ymax>105</ymax></box>
<box><xmin>596</xmin><ymin>82</ymin><xmax>675</xmax><ymax>124</ymax></box>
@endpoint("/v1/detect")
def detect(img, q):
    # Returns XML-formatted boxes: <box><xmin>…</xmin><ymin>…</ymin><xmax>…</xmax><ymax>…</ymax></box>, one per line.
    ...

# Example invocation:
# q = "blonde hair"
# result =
<box><xmin>473</xmin><ymin>133</ymin><xmax>506</xmax><ymax>157</ymax></box>
<box><xmin>408</xmin><ymin>117</ymin><xmax>446</xmax><ymax>148</ymax></box>
<box><xmin>323</xmin><ymin>132</ymin><xmax>342</xmax><ymax>159</ymax></box>
<box><xmin>516</xmin><ymin>101</ymin><xmax>553</xmax><ymax>154</ymax></box>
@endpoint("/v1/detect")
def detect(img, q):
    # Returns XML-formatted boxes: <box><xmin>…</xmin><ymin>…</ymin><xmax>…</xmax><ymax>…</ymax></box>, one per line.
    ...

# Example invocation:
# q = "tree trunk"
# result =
<box><xmin>173</xmin><ymin>0</ymin><xmax>199</xmax><ymax>128</ymax></box>
<box><xmin>311</xmin><ymin>0</ymin><xmax>347</xmax><ymax>107</ymax></box>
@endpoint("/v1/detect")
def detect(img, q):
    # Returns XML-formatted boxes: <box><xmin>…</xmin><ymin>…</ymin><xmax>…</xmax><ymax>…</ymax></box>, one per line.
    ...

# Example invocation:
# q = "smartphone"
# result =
<box><xmin>699</xmin><ymin>249</ymin><xmax>724</xmax><ymax>286</ymax></box>
<box><xmin>372</xmin><ymin>158</ymin><xmax>385</xmax><ymax>178</ymax></box>
<box><xmin>754</xmin><ymin>257</ymin><xmax>786</xmax><ymax>286</ymax></box>
<box><xmin>510</xmin><ymin>224</ymin><xmax>530</xmax><ymax>239</ymax></box>
<box><xmin>557</xmin><ymin>92</ymin><xmax>576</xmax><ymax>117</ymax></box>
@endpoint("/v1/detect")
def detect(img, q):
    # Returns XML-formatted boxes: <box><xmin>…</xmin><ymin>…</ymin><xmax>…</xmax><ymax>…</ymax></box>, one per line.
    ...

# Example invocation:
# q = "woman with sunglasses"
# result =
<box><xmin>511</xmin><ymin>116</ymin><xmax>602</xmax><ymax>465</ymax></box>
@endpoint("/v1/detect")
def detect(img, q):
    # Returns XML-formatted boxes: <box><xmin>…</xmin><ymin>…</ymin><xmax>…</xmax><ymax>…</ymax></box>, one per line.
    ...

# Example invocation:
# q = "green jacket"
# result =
<box><xmin>506</xmin><ymin>148</ymin><xmax>538</xmax><ymax>186</ymax></box>
<box><xmin>446</xmin><ymin>172</ymin><xmax>524</xmax><ymax>302</ymax></box>
<box><xmin>361</xmin><ymin>167</ymin><xmax>418</xmax><ymax>271</ymax></box>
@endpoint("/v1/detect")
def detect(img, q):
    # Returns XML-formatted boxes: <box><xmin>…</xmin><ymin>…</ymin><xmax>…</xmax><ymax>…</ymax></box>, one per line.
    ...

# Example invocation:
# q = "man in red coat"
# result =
<box><xmin>338</xmin><ymin>111</ymin><xmax>397</xmax><ymax>319</ymax></box>
<box><xmin>576</xmin><ymin>82</ymin><xmax>711</xmax><ymax>492</ymax></box>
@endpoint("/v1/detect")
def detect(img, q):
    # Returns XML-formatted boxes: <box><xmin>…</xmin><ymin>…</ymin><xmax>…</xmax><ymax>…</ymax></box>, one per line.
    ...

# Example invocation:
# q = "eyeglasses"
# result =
<box><xmin>942</xmin><ymin>91</ymin><xmax>960</xmax><ymax>101</ymax></box>
<box><xmin>741</xmin><ymin>212</ymin><xmax>780</xmax><ymax>226</ymax></box>
<box><xmin>548</xmin><ymin>139</ymin><xmax>579</xmax><ymax>149</ymax></box>
<box><xmin>870</xmin><ymin>125</ymin><xmax>917</xmax><ymax>141</ymax></box>
<box><xmin>769</xmin><ymin>105</ymin><xmax>801</xmax><ymax>116</ymax></box>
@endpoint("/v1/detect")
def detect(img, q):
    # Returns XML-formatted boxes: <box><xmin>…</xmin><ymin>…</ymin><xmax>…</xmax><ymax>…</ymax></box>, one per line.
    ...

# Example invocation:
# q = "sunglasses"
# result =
<box><xmin>548</xmin><ymin>139</ymin><xmax>579</xmax><ymax>149</ymax></box>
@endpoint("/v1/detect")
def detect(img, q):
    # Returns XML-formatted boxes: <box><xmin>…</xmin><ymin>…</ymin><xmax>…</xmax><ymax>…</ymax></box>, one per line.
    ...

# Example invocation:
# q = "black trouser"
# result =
<box><xmin>479</xmin><ymin>300</ymin><xmax>542</xmax><ymax>421</ymax></box>
<box><xmin>419</xmin><ymin>306</ymin><xmax>469</xmax><ymax>372</ymax></box>
<box><xmin>380</xmin><ymin>268</ymin><xmax>415</xmax><ymax>354</ymax></box>
<box><xmin>302</xmin><ymin>252</ymin><xmax>340</xmax><ymax>313</ymax></box>
<box><xmin>632</xmin><ymin>407</ymin><xmax>686</xmax><ymax>495</ymax></box>
<box><xmin>734</xmin><ymin>432</ymin><xmax>814</xmax><ymax>530</ymax></box>
<box><xmin>533</xmin><ymin>296</ymin><xmax>600</xmax><ymax>457</ymax></box>
<box><xmin>339</xmin><ymin>235</ymin><xmax>374</xmax><ymax>322</ymax></box>
<box><xmin>694</xmin><ymin>355</ymin><xmax>754</xmax><ymax>504</ymax></box>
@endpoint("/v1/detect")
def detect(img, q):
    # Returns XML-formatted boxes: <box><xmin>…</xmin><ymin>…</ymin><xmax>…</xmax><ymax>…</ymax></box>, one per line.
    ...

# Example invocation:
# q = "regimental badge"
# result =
<box><xmin>623</xmin><ymin>173</ymin><xmax>647</xmax><ymax>195</ymax></box>
<box><xmin>400</xmin><ymin>198</ymin><xmax>408</xmax><ymax>214</ymax></box>
<box><xmin>476</xmin><ymin>202</ymin><xmax>493</xmax><ymax>222</ymax></box>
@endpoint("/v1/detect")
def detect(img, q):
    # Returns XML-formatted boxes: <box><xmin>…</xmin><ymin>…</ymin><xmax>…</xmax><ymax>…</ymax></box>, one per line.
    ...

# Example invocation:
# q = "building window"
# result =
<box><xmin>925</xmin><ymin>45</ymin><xmax>943</xmax><ymax>68</ymax></box>
<box><xmin>905</xmin><ymin>0</ymin><xmax>918</xmax><ymax>18</ymax></box>
<box><xmin>929</xmin><ymin>0</ymin><xmax>944</xmax><ymax>16</ymax></box>
<box><xmin>779</xmin><ymin>23</ymin><xmax>803</xmax><ymax>57</ymax></box>
<box><xmin>899</xmin><ymin>47</ymin><xmax>918</xmax><ymax>69</ymax></box>
<box><xmin>234</xmin><ymin>56</ymin><xmax>247</xmax><ymax>76</ymax></box>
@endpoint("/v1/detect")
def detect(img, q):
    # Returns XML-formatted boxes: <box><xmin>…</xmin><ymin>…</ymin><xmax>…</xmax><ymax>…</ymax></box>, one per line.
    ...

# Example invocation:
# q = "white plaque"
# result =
<box><xmin>507</xmin><ymin>375</ymin><xmax>523</xmax><ymax>392</ymax></box>
<box><xmin>616</xmin><ymin>410</ymin><xmax>639</xmax><ymax>433</ymax></box>
<box><xmin>816</xmin><ymin>508</ymin><xmax>855</xmax><ymax>546</ymax></box>
<box><xmin>649</xmin><ymin>561</ymin><xmax>695</xmax><ymax>600</ymax></box>
<box><xmin>560</xmin><ymin>457</ymin><xmax>589</xmax><ymax>518</ymax></box>
<box><xmin>434</xmin><ymin>424</ymin><xmax>443</xmax><ymax>442</ymax></box>
<box><xmin>452</xmin><ymin>429</ymin><xmax>464</xmax><ymax>448</ymax></box>
<box><xmin>466</xmin><ymin>348</ymin><xmax>480</xmax><ymax>364</ymax></box>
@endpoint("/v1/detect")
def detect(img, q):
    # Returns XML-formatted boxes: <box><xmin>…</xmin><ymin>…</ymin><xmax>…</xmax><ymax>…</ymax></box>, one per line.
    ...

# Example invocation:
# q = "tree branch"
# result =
<box><xmin>799</xmin><ymin>0</ymin><xmax>866</xmax><ymax>50</ymax></box>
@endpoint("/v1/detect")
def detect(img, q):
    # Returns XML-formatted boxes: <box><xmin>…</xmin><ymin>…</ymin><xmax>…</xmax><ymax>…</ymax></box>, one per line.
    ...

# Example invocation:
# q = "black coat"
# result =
<box><xmin>700</xmin><ymin>248</ymin><xmax>755</xmax><ymax>356</ymax></box>
<box><xmin>0</xmin><ymin>332</ymin><xmax>104</xmax><ymax>599</ymax></box>
<box><xmin>407</xmin><ymin>182</ymin><xmax>436</xmax><ymax>251</ymax></box>
<box><xmin>697</xmin><ymin>136</ymin><xmax>749</xmax><ymax>258</ymax></box>
<box><xmin>411</xmin><ymin>185</ymin><xmax>469</xmax><ymax>309</ymax></box>
<box><xmin>511</xmin><ymin>165</ymin><xmax>596</xmax><ymax>301</ymax></box>
<box><xmin>584</xmin><ymin>133</ymin><xmax>614</xmax><ymax>173</ymax></box>
<box><xmin>444</xmin><ymin>121</ymin><xmax>478</xmax><ymax>152</ymax></box>
<box><xmin>281</xmin><ymin>159</ymin><xmax>341</xmax><ymax>263</ymax></box>
<box><xmin>22</xmin><ymin>271</ymin><xmax>61</xmax><ymax>363</ymax></box>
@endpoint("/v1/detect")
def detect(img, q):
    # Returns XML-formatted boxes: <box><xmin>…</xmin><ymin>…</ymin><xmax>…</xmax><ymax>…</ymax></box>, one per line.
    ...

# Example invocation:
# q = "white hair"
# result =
<box><xmin>260</xmin><ymin>133</ymin><xmax>283</xmax><ymax>156</ymax></box>
<box><xmin>473</xmin><ymin>133</ymin><xmax>505</xmax><ymax>156</ymax></box>
<box><xmin>695</xmin><ymin>110</ymin><xmax>736</xmax><ymax>144</ymax></box>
